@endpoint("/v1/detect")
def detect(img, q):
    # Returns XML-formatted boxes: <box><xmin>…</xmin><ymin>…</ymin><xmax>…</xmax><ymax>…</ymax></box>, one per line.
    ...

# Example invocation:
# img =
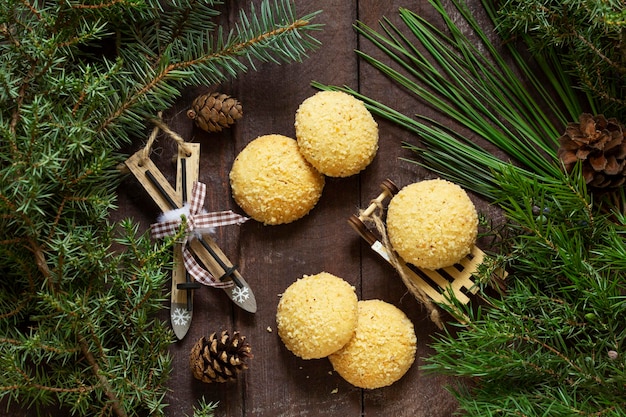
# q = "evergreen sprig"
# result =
<box><xmin>0</xmin><ymin>0</ymin><xmax>321</xmax><ymax>415</ymax></box>
<box><xmin>426</xmin><ymin>168</ymin><xmax>626</xmax><ymax>417</ymax></box>
<box><xmin>314</xmin><ymin>1</ymin><xmax>595</xmax><ymax>203</ymax></box>
<box><xmin>496</xmin><ymin>0</ymin><xmax>626</xmax><ymax>119</ymax></box>
<box><xmin>188</xmin><ymin>397</ymin><xmax>218</xmax><ymax>417</ymax></box>
<box><xmin>1</xmin><ymin>220</ymin><xmax>178</xmax><ymax>416</ymax></box>
<box><xmin>317</xmin><ymin>0</ymin><xmax>625</xmax><ymax>415</ymax></box>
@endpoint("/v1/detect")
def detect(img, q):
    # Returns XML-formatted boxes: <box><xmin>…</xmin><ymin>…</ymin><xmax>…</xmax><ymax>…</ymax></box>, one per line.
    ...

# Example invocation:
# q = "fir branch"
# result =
<box><xmin>92</xmin><ymin>1</ymin><xmax>321</xmax><ymax>140</ymax></box>
<box><xmin>2</xmin><ymin>370</ymin><xmax>93</xmax><ymax>395</ymax></box>
<box><xmin>0</xmin><ymin>297</ymin><xmax>31</xmax><ymax>320</ymax></box>
<box><xmin>188</xmin><ymin>397</ymin><xmax>218</xmax><ymax>417</ymax></box>
<box><xmin>71</xmin><ymin>0</ymin><xmax>130</xmax><ymax>10</ymax></box>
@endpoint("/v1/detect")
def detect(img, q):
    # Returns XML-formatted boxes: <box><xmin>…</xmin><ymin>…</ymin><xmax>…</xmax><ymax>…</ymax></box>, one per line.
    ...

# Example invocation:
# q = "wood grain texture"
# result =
<box><xmin>109</xmin><ymin>1</ymin><xmax>496</xmax><ymax>416</ymax></box>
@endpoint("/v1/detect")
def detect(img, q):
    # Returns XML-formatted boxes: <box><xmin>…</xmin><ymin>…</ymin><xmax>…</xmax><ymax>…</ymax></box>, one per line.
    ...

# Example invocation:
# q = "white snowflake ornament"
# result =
<box><xmin>172</xmin><ymin>307</ymin><xmax>192</xmax><ymax>326</ymax></box>
<box><xmin>232</xmin><ymin>286</ymin><xmax>250</xmax><ymax>303</ymax></box>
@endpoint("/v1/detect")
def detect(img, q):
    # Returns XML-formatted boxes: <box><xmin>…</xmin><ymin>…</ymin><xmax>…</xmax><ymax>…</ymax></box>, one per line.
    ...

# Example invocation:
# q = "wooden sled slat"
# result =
<box><xmin>124</xmin><ymin>146</ymin><xmax>257</xmax><ymax>315</ymax></box>
<box><xmin>349</xmin><ymin>179</ymin><xmax>504</xmax><ymax>321</ymax></box>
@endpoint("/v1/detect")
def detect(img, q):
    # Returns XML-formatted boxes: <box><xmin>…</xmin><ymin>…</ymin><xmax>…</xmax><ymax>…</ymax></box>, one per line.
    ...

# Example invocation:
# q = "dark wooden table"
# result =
<box><xmin>113</xmin><ymin>1</ymin><xmax>495</xmax><ymax>415</ymax></box>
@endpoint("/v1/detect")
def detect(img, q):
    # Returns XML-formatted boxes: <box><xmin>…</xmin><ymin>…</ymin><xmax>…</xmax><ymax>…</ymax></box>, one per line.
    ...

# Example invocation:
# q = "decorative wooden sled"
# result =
<box><xmin>348</xmin><ymin>179</ymin><xmax>502</xmax><ymax>322</ymax></box>
<box><xmin>124</xmin><ymin>140</ymin><xmax>256</xmax><ymax>339</ymax></box>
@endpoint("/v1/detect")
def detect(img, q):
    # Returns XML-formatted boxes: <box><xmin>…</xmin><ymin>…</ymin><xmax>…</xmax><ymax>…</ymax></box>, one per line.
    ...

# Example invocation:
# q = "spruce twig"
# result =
<box><xmin>188</xmin><ymin>397</ymin><xmax>218</xmax><ymax>417</ymax></box>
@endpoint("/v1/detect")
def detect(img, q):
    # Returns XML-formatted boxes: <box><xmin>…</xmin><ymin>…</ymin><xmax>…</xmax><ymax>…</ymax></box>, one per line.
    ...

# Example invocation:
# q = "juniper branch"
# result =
<box><xmin>78</xmin><ymin>335</ymin><xmax>128</xmax><ymax>417</ymax></box>
<box><xmin>0</xmin><ymin>0</ymin><xmax>322</xmax><ymax>415</ymax></box>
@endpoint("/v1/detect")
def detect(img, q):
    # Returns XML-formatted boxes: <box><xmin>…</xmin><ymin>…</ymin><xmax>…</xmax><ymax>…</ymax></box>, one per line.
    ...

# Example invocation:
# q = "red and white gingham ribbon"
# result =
<box><xmin>151</xmin><ymin>181</ymin><xmax>248</xmax><ymax>288</ymax></box>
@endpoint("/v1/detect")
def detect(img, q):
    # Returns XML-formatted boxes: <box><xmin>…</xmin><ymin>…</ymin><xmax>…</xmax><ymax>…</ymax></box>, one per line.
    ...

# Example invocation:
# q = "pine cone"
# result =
<box><xmin>189</xmin><ymin>330</ymin><xmax>253</xmax><ymax>383</ymax></box>
<box><xmin>557</xmin><ymin>113</ymin><xmax>626</xmax><ymax>188</ymax></box>
<box><xmin>187</xmin><ymin>92</ymin><xmax>243</xmax><ymax>133</ymax></box>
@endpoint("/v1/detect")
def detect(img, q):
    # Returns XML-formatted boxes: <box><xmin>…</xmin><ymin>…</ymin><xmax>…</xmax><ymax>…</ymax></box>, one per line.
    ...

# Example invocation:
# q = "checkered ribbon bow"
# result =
<box><xmin>151</xmin><ymin>181</ymin><xmax>248</xmax><ymax>288</ymax></box>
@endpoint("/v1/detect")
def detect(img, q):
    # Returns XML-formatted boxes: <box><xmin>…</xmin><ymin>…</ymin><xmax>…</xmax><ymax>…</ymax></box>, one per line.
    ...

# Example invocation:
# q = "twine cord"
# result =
<box><xmin>147</xmin><ymin>116</ymin><xmax>194</xmax><ymax>158</ymax></box>
<box><xmin>116</xmin><ymin>112</ymin><xmax>194</xmax><ymax>173</ymax></box>
<box><xmin>141</xmin><ymin>122</ymin><xmax>160</xmax><ymax>163</ymax></box>
<box><xmin>359</xmin><ymin>200</ymin><xmax>443</xmax><ymax>329</ymax></box>
<box><xmin>141</xmin><ymin>112</ymin><xmax>191</xmax><ymax>161</ymax></box>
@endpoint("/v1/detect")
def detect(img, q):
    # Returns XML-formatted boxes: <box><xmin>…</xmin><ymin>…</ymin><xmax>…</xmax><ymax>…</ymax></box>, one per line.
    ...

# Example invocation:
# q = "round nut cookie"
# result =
<box><xmin>276</xmin><ymin>272</ymin><xmax>358</xmax><ymax>360</ymax></box>
<box><xmin>387</xmin><ymin>179</ymin><xmax>478</xmax><ymax>270</ymax></box>
<box><xmin>328</xmin><ymin>299</ymin><xmax>417</xmax><ymax>389</ymax></box>
<box><xmin>229</xmin><ymin>134</ymin><xmax>324</xmax><ymax>225</ymax></box>
<box><xmin>295</xmin><ymin>90</ymin><xmax>378</xmax><ymax>177</ymax></box>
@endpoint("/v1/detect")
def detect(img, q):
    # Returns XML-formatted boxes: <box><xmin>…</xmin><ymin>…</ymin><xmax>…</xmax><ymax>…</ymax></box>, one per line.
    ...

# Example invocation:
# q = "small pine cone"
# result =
<box><xmin>557</xmin><ymin>113</ymin><xmax>626</xmax><ymax>189</ymax></box>
<box><xmin>186</xmin><ymin>92</ymin><xmax>243</xmax><ymax>133</ymax></box>
<box><xmin>189</xmin><ymin>330</ymin><xmax>253</xmax><ymax>383</ymax></box>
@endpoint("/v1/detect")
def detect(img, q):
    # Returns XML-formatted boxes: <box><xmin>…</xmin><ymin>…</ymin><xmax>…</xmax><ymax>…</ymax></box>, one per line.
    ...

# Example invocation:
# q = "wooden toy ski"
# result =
<box><xmin>124</xmin><ymin>139</ymin><xmax>257</xmax><ymax>337</ymax></box>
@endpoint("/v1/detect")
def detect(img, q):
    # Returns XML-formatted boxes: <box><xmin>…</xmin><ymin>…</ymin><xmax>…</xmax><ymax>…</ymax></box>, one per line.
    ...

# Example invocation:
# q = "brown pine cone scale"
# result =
<box><xmin>190</xmin><ymin>330</ymin><xmax>253</xmax><ymax>383</ymax></box>
<box><xmin>187</xmin><ymin>92</ymin><xmax>243</xmax><ymax>133</ymax></box>
<box><xmin>557</xmin><ymin>113</ymin><xmax>626</xmax><ymax>188</ymax></box>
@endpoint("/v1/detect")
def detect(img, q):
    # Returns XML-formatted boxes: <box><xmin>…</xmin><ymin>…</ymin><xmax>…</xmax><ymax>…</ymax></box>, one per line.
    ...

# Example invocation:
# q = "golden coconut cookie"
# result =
<box><xmin>295</xmin><ymin>90</ymin><xmax>378</xmax><ymax>177</ymax></box>
<box><xmin>387</xmin><ymin>179</ymin><xmax>478</xmax><ymax>270</ymax></box>
<box><xmin>276</xmin><ymin>272</ymin><xmax>358</xmax><ymax>360</ymax></box>
<box><xmin>328</xmin><ymin>300</ymin><xmax>417</xmax><ymax>389</ymax></box>
<box><xmin>229</xmin><ymin>134</ymin><xmax>325</xmax><ymax>225</ymax></box>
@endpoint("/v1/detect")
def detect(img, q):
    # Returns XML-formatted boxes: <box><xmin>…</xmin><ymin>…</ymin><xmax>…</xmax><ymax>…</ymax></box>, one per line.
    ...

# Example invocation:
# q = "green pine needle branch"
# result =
<box><xmin>314</xmin><ymin>0</ymin><xmax>597</xmax><ymax>204</ymax></box>
<box><xmin>424</xmin><ymin>166</ymin><xmax>626</xmax><ymax>416</ymax></box>
<box><xmin>316</xmin><ymin>0</ymin><xmax>625</xmax><ymax>415</ymax></box>
<box><xmin>495</xmin><ymin>0</ymin><xmax>626</xmax><ymax>119</ymax></box>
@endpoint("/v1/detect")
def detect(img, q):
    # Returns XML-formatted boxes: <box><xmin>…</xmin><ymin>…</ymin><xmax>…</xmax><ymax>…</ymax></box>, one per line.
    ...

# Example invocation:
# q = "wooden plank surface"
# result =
<box><xmin>110</xmin><ymin>1</ymin><xmax>496</xmax><ymax>416</ymax></box>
